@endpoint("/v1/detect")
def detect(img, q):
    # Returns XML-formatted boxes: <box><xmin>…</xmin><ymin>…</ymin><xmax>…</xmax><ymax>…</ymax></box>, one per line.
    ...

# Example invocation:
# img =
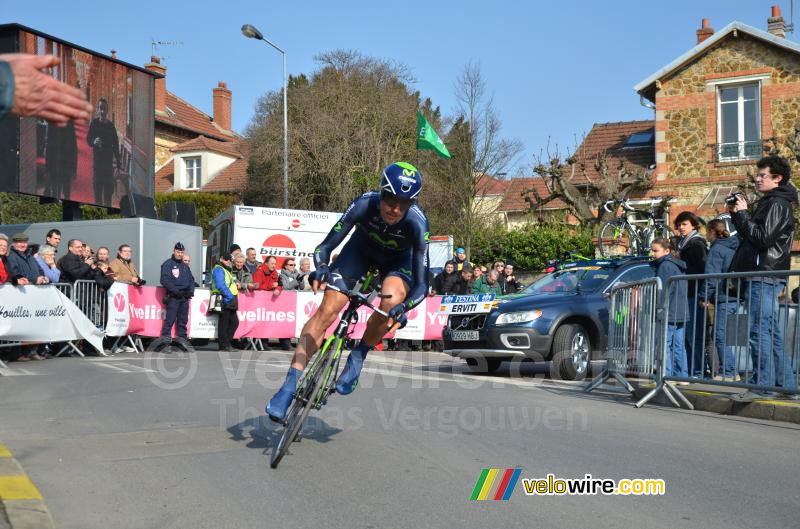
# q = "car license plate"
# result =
<box><xmin>451</xmin><ymin>330</ymin><xmax>479</xmax><ymax>341</ymax></box>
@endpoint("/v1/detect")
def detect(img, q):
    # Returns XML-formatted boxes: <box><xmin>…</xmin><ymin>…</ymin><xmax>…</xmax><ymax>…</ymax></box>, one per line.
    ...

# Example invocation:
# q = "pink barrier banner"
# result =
<box><xmin>233</xmin><ymin>290</ymin><xmax>297</xmax><ymax>339</ymax></box>
<box><xmin>106</xmin><ymin>284</ymin><xmax>446</xmax><ymax>341</ymax></box>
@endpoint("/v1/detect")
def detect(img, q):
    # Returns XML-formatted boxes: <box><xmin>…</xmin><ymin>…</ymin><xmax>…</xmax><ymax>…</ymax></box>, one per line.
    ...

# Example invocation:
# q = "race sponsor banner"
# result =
<box><xmin>105</xmin><ymin>285</ymin><xmax>446</xmax><ymax>341</ymax></box>
<box><xmin>423</xmin><ymin>297</ymin><xmax>449</xmax><ymax>340</ymax></box>
<box><xmin>393</xmin><ymin>301</ymin><xmax>426</xmax><ymax>340</ymax></box>
<box><xmin>233</xmin><ymin>290</ymin><xmax>297</xmax><ymax>339</ymax></box>
<box><xmin>188</xmin><ymin>290</ymin><xmax>217</xmax><ymax>339</ymax></box>
<box><xmin>106</xmin><ymin>282</ymin><xmax>131</xmax><ymax>336</ymax></box>
<box><xmin>0</xmin><ymin>284</ymin><xmax>104</xmax><ymax>352</ymax></box>
<box><xmin>106</xmin><ymin>283</ymin><xmax>185</xmax><ymax>337</ymax></box>
<box><xmin>438</xmin><ymin>293</ymin><xmax>496</xmax><ymax>314</ymax></box>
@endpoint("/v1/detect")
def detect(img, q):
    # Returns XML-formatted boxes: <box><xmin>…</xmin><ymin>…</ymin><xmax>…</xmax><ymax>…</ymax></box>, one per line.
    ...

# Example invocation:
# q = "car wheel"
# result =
<box><xmin>551</xmin><ymin>324</ymin><xmax>591</xmax><ymax>381</ymax></box>
<box><xmin>465</xmin><ymin>357</ymin><xmax>503</xmax><ymax>373</ymax></box>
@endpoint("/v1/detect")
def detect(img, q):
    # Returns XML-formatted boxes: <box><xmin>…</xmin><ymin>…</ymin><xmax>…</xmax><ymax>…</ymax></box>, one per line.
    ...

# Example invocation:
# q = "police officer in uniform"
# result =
<box><xmin>160</xmin><ymin>242</ymin><xmax>195</xmax><ymax>339</ymax></box>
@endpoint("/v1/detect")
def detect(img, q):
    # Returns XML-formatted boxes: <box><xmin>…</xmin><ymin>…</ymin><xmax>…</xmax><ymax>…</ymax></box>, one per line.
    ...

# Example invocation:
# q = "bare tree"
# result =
<box><xmin>446</xmin><ymin>61</ymin><xmax>523</xmax><ymax>256</ymax></box>
<box><xmin>525</xmin><ymin>139</ymin><xmax>653</xmax><ymax>227</ymax></box>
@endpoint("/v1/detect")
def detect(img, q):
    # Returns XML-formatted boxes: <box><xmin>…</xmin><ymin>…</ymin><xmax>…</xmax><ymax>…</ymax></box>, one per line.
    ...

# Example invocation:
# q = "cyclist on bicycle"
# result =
<box><xmin>266</xmin><ymin>162</ymin><xmax>430</xmax><ymax>421</ymax></box>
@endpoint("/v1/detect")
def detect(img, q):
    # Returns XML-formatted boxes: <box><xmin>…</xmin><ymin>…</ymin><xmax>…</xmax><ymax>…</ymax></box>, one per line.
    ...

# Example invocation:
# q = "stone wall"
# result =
<box><xmin>653</xmin><ymin>33</ymin><xmax>800</xmax><ymax>218</ymax></box>
<box><xmin>662</xmin><ymin>34</ymin><xmax>800</xmax><ymax>97</ymax></box>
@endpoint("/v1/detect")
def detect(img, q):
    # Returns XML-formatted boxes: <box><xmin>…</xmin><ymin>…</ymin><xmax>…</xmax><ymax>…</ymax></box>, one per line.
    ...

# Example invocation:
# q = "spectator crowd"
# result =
<box><xmin>430</xmin><ymin>247</ymin><xmax>524</xmax><ymax>297</ymax></box>
<box><xmin>0</xmin><ymin>228</ymin><xmax>177</xmax><ymax>361</ymax></box>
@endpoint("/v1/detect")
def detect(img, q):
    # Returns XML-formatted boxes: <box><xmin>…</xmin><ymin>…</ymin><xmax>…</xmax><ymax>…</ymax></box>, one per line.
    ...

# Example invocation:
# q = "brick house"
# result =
<box><xmin>635</xmin><ymin>6</ymin><xmax>800</xmax><ymax>219</ymax></box>
<box><xmin>143</xmin><ymin>57</ymin><xmax>247</xmax><ymax>194</ymax></box>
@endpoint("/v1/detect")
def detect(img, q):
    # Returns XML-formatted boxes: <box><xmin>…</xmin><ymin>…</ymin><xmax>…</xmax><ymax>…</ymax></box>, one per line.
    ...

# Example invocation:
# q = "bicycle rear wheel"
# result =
<box><xmin>271</xmin><ymin>339</ymin><xmax>338</xmax><ymax>468</ymax></box>
<box><xmin>598</xmin><ymin>221</ymin><xmax>637</xmax><ymax>258</ymax></box>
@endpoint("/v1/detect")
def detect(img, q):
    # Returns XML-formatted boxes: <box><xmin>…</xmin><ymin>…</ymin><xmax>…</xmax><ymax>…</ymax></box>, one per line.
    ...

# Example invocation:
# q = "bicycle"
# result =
<box><xmin>270</xmin><ymin>270</ymin><xmax>390</xmax><ymax>468</ymax></box>
<box><xmin>598</xmin><ymin>199</ymin><xmax>672</xmax><ymax>258</ymax></box>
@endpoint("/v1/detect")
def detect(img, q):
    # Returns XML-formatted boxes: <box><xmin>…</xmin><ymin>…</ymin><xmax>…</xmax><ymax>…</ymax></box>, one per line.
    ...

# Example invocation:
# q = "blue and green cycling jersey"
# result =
<box><xmin>314</xmin><ymin>191</ymin><xmax>430</xmax><ymax>309</ymax></box>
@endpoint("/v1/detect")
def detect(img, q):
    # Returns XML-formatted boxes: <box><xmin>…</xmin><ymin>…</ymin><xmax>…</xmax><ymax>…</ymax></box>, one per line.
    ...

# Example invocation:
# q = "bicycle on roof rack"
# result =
<box><xmin>597</xmin><ymin>199</ymin><xmax>672</xmax><ymax>258</ymax></box>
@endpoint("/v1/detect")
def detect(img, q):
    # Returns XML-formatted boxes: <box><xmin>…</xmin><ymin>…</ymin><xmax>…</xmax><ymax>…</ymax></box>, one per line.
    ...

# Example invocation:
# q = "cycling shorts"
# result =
<box><xmin>327</xmin><ymin>233</ymin><xmax>413</xmax><ymax>292</ymax></box>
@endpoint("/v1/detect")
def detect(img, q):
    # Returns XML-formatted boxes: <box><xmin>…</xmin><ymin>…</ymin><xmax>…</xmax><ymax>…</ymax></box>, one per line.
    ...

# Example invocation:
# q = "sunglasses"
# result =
<box><xmin>380</xmin><ymin>191</ymin><xmax>413</xmax><ymax>209</ymax></box>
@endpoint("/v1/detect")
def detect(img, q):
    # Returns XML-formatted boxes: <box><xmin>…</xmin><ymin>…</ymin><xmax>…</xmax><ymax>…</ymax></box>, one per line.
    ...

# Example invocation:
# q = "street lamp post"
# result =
<box><xmin>242</xmin><ymin>23</ymin><xmax>289</xmax><ymax>209</ymax></box>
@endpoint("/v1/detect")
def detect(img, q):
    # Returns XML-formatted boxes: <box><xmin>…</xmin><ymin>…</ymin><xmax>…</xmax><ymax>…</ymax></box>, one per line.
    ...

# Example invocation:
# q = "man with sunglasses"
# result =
<box><xmin>267</xmin><ymin>162</ymin><xmax>429</xmax><ymax>421</ymax></box>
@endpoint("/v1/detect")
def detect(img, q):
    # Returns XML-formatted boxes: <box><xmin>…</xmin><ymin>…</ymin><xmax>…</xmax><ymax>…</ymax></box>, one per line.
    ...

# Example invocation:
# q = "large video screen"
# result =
<box><xmin>0</xmin><ymin>25</ymin><xmax>155</xmax><ymax>209</ymax></box>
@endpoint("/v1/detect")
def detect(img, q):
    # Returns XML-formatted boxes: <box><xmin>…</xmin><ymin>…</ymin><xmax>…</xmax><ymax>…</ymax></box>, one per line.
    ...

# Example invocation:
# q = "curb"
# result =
<box><xmin>631</xmin><ymin>386</ymin><xmax>800</xmax><ymax>424</ymax></box>
<box><xmin>0</xmin><ymin>444</ymin><xmax>55</xmax><ymax>529</ymax></box>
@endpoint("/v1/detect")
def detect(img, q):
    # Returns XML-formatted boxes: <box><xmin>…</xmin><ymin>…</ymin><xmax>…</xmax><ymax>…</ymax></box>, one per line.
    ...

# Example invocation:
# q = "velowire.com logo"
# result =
<box><xmin>470</xmin><ymin>469</ymin><xmax>521</xmax><ymax>501</ymax></box>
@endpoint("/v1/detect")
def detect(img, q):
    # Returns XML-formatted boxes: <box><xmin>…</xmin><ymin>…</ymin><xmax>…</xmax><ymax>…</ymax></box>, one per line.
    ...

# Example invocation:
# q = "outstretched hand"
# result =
<box><xmin>1</xmin><ymin>54</ymin><xmax>92</xmax><ymax>125</ymax></box>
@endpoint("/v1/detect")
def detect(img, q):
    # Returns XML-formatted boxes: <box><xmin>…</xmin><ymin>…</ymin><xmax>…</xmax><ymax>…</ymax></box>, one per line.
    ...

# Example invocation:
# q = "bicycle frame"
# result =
<box><xmin>294</xmin><ymin>270</ymin><xmax>384</xmax><ymax>410</ymax></box>
<box><xmin>271</xmin><ymin>270</ymin><xmax>387</xmax><ymax>467</ymax></box>
<box><xmin>602</xmin><ymin>200</ymin><xmax>670</xmax><ymax>257</ymax></box>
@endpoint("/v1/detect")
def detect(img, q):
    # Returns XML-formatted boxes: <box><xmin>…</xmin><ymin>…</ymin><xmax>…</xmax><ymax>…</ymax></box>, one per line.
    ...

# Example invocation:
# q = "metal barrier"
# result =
<box><xmin>72</xmin><ymin>280</ymin><xmax>107</xmax><ymax>330</ymax></box>
<box><xmin>637</xmin><ymin>270</ymin><xmax>800</xmax><ymax>408</ymax></box>
<box><xmin>52</xmin><ymin>282</ymin><xmax>73</xmax><ymax>300</ymax></box>
<box><xmin>585</xmin><ymin>278</ymin><xmax>665</xmax><ymax>395</ymax></box>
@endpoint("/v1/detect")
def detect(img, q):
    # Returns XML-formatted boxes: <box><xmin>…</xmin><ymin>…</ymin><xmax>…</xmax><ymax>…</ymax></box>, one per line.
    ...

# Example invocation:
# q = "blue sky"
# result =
<box><xmin>4</xmin><ymin>0</ymin><xmax>793</xmax><ymax>173</ymax></box>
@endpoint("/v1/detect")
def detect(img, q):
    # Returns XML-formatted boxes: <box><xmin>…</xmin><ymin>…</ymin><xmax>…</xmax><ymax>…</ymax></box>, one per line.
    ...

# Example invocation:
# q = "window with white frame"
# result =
<box><xmin>184</xmin><ymin>156</ymin><xmax>201</xmax><ymax>189</ymax></box>
<box><xmin>717</xmin><ymin>83</ymin><xmax>761</xmax><ymax>161</ymax></box>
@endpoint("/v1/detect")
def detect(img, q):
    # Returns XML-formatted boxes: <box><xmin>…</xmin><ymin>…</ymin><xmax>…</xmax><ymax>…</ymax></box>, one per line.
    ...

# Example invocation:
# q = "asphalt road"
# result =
<box><xmin>0</xmin><ymin>348</ymin><xmax>798</xmax><ymax>529</ymax></box>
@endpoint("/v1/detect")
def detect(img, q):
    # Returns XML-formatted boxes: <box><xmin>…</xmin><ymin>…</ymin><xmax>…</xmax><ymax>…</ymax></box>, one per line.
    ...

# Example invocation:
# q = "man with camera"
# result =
<box><xmin>109</xmin><ymin>244</ymin><xmax>145</xmax><ymax>286</ymax></box>
<box><xmin>160</xmin><ymin>242</ymin><xmax>195</xmax><ymax>340</ymax></box>
<box><xmin>728</xmin><ymin>155</ymin><xmax>798</xmax><ymax>399</ymax></box>
<box><xmin>57</xmin><ymin>238</ymin><xmax>95</xmax><ymax>283</ymax></box>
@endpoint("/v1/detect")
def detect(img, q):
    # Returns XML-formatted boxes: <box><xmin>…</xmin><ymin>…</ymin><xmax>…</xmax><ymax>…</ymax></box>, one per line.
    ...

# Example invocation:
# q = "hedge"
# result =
<box><xmin>468</xmin><ymin>224</ymin><xmax>594</xmax><ymax>272</ymax></box>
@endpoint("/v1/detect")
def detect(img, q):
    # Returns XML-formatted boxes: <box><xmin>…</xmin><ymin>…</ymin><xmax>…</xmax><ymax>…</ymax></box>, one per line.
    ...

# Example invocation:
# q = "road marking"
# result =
<box><xmin>92</xmin><ymin>362</ymin><xmax>155</xmax><ymax>374</ymax></box>
<box><xmin>0</xmin><ymin>368</ymin><xmax>43</xmax><ymax>376</ymax></box>
<box><xmin>0</xmin><ymin>475</ymin><xmax>43</xmax><ymax>500</ymax></box>
<box><xmin>0</xmin><ymin>445</ymin><xmax>11</xmax><ymax>458</ymax></box>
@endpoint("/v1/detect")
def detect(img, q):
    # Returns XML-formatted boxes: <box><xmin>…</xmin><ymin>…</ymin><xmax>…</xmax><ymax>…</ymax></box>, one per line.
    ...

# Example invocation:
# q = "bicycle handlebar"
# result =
<box><xmin>602</xmin><ymin>199</ymin><xmax>663</xmax><ymax>218</ymax></box>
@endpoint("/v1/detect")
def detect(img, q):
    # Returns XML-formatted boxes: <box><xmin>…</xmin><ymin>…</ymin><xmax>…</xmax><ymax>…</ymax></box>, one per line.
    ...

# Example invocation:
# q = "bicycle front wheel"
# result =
<box><xmin>271</xmin><ymin>339</ymin><xmax>338</xmax><ymax>468</ymax></box>
<box><xmin>598</xmin><ymin>221</ymin><xmax>637</xmax><ymax>258</ymax></box>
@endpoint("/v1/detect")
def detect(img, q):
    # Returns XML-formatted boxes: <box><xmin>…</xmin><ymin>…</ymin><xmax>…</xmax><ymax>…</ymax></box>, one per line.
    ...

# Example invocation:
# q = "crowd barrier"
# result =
<box><xmin>581</xmin><ymin>278</ymin><xmax>695</xmax><ymax>405</ymax></box>
<box><xmin>589</xmin><ymin>270</ymin><xmax>800</xmax><ymax>408</ymax></box>
<box><xmin>0</xmin><ymin>283</ymin><xmax>105</xmax><ymax>365</ymax></box>
<box><xmin>103</xmin><ymin>282</ymin><xmax>448</xmax><ymax>345</ymax></box>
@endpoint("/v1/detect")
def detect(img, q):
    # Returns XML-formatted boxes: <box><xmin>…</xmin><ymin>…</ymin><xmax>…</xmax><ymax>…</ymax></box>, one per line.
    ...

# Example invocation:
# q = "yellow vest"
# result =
<box><xmin>211</xmin><ymin>264</ymin><xmax>238</xmax><ymax>296</ymax></box>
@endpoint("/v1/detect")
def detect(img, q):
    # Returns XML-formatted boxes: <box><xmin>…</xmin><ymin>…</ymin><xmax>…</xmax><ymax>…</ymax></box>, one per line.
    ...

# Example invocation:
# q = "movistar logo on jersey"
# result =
<box><xmin>424</xmin><ymin>231</ymin><xmax>430</xmax><ymax>242</ymax></box>
<box><xmin>333</xmin><ymin>222</ymin><xmax>343</xmax><ymax>233</ymax></box>
<box><xmin>399</xmin><ymin>267</ymin><xmax>412</xmax><ymax>276</ymax></box>
<box><xmin>368</xmin><ymin>232</ymin><xmax>400</xmax><ymax>249</ymax></box>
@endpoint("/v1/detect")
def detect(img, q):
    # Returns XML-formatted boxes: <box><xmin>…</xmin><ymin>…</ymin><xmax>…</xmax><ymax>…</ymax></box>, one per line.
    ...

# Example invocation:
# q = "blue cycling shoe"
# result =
<box><xmin>336</xmin><ymin>350</ymin><xmax>366</xmax><ymax>395</ymax></box>
<box><xmin>266</xmin><ymin>386</ymin><xmax>295</xmax><ymax>422</ymax></box>
<box><xmin>267</xmin><ymin>367</ymin><xmax>301</xmax><ymax>422</ymax></box>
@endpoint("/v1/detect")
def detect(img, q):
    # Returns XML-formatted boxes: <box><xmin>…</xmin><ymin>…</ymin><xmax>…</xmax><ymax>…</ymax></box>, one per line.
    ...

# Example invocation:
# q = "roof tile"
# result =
<box><xmin>172</xmin><ymin>136</ymin><xmax>243</xmax><ymax>158</ymax></box>
<box><xmin>201</xmin><ymin>158</ymin><xmax>248</xmax><ymax>192</ymax></box>
<box><xmin>498</xmin><ymin>177</ymin><xmax>567</xmax><ymax>212</ymax></box>
<box><xmin>155</xmin><ymin>160</ymin><xmax>174</xmax><ymax>193</ymax></box>
<box><xmin>569</xmin><ymin>120</ymin><xmax>655</xmax><ymax>186</ymax></box>
<box><xmin>157</xmin><ymin>92</ymin><xmax>239</xmax><ymax>141</ymax></box>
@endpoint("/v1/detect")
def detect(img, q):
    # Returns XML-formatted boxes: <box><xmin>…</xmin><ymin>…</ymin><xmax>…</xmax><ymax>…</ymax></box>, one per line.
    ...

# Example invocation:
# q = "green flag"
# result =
<box><xmin>416</xmin><ymin>110</ymin><xmax>451</xmax><ymax>159</ymax></box>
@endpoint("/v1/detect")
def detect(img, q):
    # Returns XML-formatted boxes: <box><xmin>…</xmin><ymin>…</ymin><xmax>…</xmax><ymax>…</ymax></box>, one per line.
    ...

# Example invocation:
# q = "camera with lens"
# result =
<box><xmin>725</xmin><ymin>192</ymin><xmax>744</xmax><ymax>207</ymax></box>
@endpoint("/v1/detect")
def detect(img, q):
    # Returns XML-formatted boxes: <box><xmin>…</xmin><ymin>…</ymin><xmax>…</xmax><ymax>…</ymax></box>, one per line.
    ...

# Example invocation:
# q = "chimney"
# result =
<box><xmin>144</xmin><ymin>55</ymin><xmax>167</xmax><ymax>115</ymax></box>
<box><xmin>110</xmin><ymin>49</ymin><xmax>117</xmax><ymax>59</ymax></box>
<box><xmin>768</xmin><ymin>5</ymin><xmax>786</xmax><ymax>38</ymax></box>
<box><xmin>213</xmin><ymin>81</ymin><xmax>232</xmax><ymax>131</ymax></box>
<box><xmin>696</xmin><ymin>18</ymin><xmax>714</xmax><ymax>44</ymax></box>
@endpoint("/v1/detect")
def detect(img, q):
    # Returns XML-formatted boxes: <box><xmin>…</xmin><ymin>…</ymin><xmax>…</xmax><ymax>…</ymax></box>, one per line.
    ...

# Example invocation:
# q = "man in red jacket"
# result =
<box><xmin>253</xmin><ymin>255</ymin><xmax>282</xmax><ymax>292</ymax></box>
